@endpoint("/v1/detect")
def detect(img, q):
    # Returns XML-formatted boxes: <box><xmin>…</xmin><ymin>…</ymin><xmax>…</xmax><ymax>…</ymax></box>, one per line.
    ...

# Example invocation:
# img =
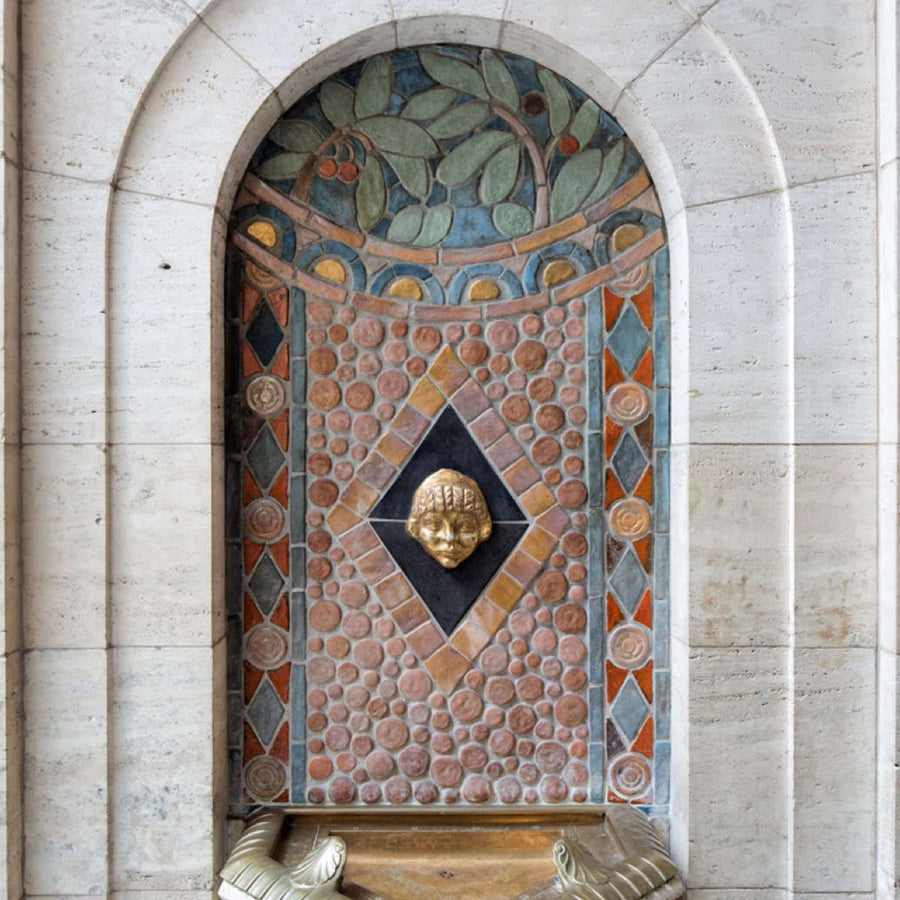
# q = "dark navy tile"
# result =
<box><xmin>226</xmin><ymin>459</ymin><xmax>241</xmax><ymax>540</ymax></box>
<box><xmin>248</xmin><ymin>553</ymin><xmax>284</xmax><ymax>615</ymax></box>
<box><xmin>247</xmin><ymin>679</ymin><xmax>284</xmax><ymax>747</ymax></box>
<box><xmin>246</xmin><ymin>301</ymin><xmax>283</xmax><ymax>367</ymax></box>
<box><xmin>290</xmin><ymin>474</ymin><xmax>305</xmax><ymax>544</ymax></box>
<box><xmin>611</xmin><ymin>431</ymin><xmax>647</xmax><ymax>493</ymax></box>
<box><xmin>291</xmin><ymin>407</ymin><xmax>305</xmax><ymax>473</ymax></box>
<box><xmin>228</xmin><ymin>748</ymin><xmax>243</xmax><ymax>810</ymax></box>
<box><xmin>610</xmin><ymin>548</ymin><xmax>646</xmax><ymax>614</ymax></box>
<box><xmin>607</xmin><ymin>304</ymin><xmax>649</xmax><ymax>374</ymax></box>
<box><xmin>291</xmin><ymin>546</ymin><xmax>306</xmax><ymax>591</ymax></box>
<box><xmin>606</xmin><ymin>717</ymin><xmax>625</xmax><ymax>757</ymax></box>
<box><xmin>226</xmin><ymin>542</ymin><xmax>242</xmax><ymax>616</ymax></box>
<box><xmin>247</xmin><ymin>425</ymin><xmax>284</xmax><ymax>490</ymax></box>
<box><xmin>290</xmin><ymin>287</ymin><xmax>306</xmax><ymax>357</ymax></box>
<box><xmin>291</xmin><ymin>591</ymin><xmax>306</xmax><ymax>660</ymax></box>
<box><xmin>292</xmin><ymin>358</ymin><xmax>306</xmax><ymax>406</ymax></box>
<box><xmin>227</xmin><ymin>692</ymin><xmax>243</xmax><ymax>747</ymax></box>
<box><xmin>227</xmin><ymin>614</ymin><xmax>242</xmax><ymax>690</ymax></box>
<box><xmin>225</xmin><ymin>322</ymin><xmax>241</xmax><ymax>396</ymax></box>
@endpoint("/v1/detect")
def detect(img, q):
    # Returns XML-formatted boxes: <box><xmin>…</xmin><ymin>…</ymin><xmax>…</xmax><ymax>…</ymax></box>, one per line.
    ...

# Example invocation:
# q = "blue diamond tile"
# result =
<box><xmin>249</xmin><ymin>553</ymin><xmax>284</xmax><ymax>615</ymax></box>
<box><xmin>246</xmin><ymin>301</ymin><xmax>283</xmax><ymax>366</ymax></box>
<box><xmin>611</xmin><ymin>432</ymin><xmax>647</xmax><ymax>493</ymax></box>
<box><xmin>610</xmin><ymin>677</ymin><xmax>649</xmax><ymax>743</ymax></box>
<box><xmin>247</xmin><ymin>425</ymin><xmax>283</xmax><ymax>490</ymax></box>
<box><xmin>247</xmin><ymin>679</ymin><xmax>284</xmax><ymax>746</ymax></box>
<box><xmin>607</xmin><ymin>304</ymin><xmax>649</xmax><ymax>374</ymax></box>
<box><xmin>610</xmin><ymin>548</ymin><xmax>646</xmax><ymax>614</ymax></box>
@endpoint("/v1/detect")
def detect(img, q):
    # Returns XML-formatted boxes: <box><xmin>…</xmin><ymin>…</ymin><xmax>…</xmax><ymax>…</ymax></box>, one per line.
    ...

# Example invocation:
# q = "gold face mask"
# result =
<box><xmin>406</xmin><ymin>469</ymin><xmax>492</xmax><ymax>569</ymax></box>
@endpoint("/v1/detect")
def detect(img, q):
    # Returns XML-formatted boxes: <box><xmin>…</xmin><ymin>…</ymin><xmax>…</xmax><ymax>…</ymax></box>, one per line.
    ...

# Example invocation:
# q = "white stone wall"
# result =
<box><xmin>0</xmin><ymin>0</ymin><xmax>895</xmax><ymax>897</ymax></box>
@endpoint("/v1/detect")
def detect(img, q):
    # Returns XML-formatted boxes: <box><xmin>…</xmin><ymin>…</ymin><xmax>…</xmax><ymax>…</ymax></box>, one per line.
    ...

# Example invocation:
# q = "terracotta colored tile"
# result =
<box><xmin>634</xmin><ymin>467</ymin><xmax>653</xmax><ymax>504</ymax></box>
<box><xmin>469</xmin><ymin>409</ymin><xmax>506</xmax><ymax>446</ymax></box>
<box><xmin>339</xmin><ymin>522</ymin><xmax>380</xmax><ymax>560</ymax></box>
<box><xmin>520</xmin><ymin>526</ymin><xmax>558</xmax><ymax>563</ymax></box>
<box><xmin>485</xmin><ymin>571</ymin><xmax>525</xmax><ymax>612</ymax></box>
<box><xmin>604</xmin><ymin>348</ymin><xmax>624</xmax><ymax>391</ymax></box>
<box><xmin>520</xmin><ymin>483</ymin><xmax>556</xmax><ymax>517</ymax></box>
<box><xmin>270</xmin><ymin>536</ymin><xmax>289</xmax><ymax>575</ymax></box>
<box><xmin>605</xmin><ymin>661</ymin><xmax>627</xmax><ymax>702</ymax></box>
<box><xmin>487</xmin><ymin>433</ymin><xmax>524</xmax><ymax>471</ymax></box>
<box><xmin>351</xmin><ymin>293</ymin><xmax>409</xmax><ymax>319</ymax></box>
<box><xmin>451</xmin><ymin>379</ymin><xmax>490</xmax><ymax>422</ymax></box>
<box><xmin>326</xmin><ymin>503</ymin><xmax>362</xmax><ymax>536</ymax></box>
<box><xmin>357</xmin><ymin>452</ymin><xmax>396</xmax><ymax>490</ymax></box>
<box><xmin>270</xmin><ymin>662</ymin><xmax>290</xmax><ymax>702</ymax></box>
<box><xmin>307</xmin><ymin>213</ymin><xmax>365</xmax><ymax>248</ymax></box>
<box><xmin>243</xmin><ymin>468</ymin><xmax>263</xmax><ymax>504</ymax></box>
<box><xmin>503</xmin><ymin>456</ymin><xmax>541</xmax><ymax>495</ymax></box>
<box><xmin>633</xmin><ymin>348</ymin><xmax>653</xmax><ymax>386</ymax></box>
<box><xmin>367</xmin><ymin>238</ymin><xmax>437</xmax><ymax>265</ymax></box>
<box><xmin>268</xmin><ymin>286</ymin><xmax>289</xmax><ymax>326</ymax></box>
<box><xmin>536</xmin><ymin>504</ymin><xmax>570</xmax><ymax>537</ymax></box>
<box><xmin>242</xmin><ymin>342</ymin><xmax>263</xmax><ymax>377</ymax></box>
<box><xmin>244</xmin><ymin>593</ymin><xmax>264</xmax><ymax>630</ymax></box>
<box><xmin>469</xmin><ymin>597</ymin><xmax>506</xmax><ymax>636</ymax></box>
<box><xmin>503</xmin><ymin>549</ymin><xmax>543</xmax><ymax>587</ymax></box>
<box><xmin>243</xmin><ymin>662</ymin><xmax>263</xmax><ymax>705</ymax></box>
<box><xmin>634</xmin><ymin>534</ymin><xmax>652</xmax><ymax>569</ymax></box>
<box><xmin>632</xmin><ymin>282</ymin><xmax>653</xmax><ymax>329</ymax></box>
<box><xmin>270</xmin><ymin>721</ymin><xmax>290</xmax><ymax>763</ymax></box>
<box><xmin>632</xmin><ymin>717</ymin><xmax>654</xmax><ymax>757</ymax></box>
<box><xmin>374</xmin><ymin>572</ymin><xmax>413</xmax><ymax>610</ymax></box>
<box><xmin>483</xmin><ymin>293</ymin><xmax>549</xmax><ymax>318</ymax></box>
<box><xmin>375</xmin><ymin>431</ymin><xmax>413</xmax><ymax>466</ymax></box>
<box><xmin>604</xmin><ymin>287</ymin><xmax>624</xmax><ymax>331</ymax></box>
<box><xmin>425</xmin><ymin>644</ymin><xmax>471</xmax><ymax>694</ymax></box>
<box><xmin>390</xmin><ymin>404</ymin><xmax>430</xmax><ymax>445</ymax></box>
<box><xmin>272</xmin><ymin>343</ymin><xmax>290</xmax><ymax>379</ymax></box>
<box><xmin>607</xmin><ymin>594</ymin><xmax>623</xmax><ymax>629</ymax></box>
<box><xmin>450</xmin><ymin>621</ymin><xmax>491</xmax><ymax>660</ymax></box>
<box><xmin>634</xmin><ymin>416</ymin><xmax>654</xmax><ymax>458</ymax></box>
<box><xmin>269</xmin><ymin>467</ymin><xmax>288</xmax><ymax>506</ymax></box>
<box><xmin>243</xmin><ymin>721</ymin><xmax>265</xmax><ymax>762</ymax></box>
<box><xmin>405</xmin><ymin>622</ymin><xmax>444</xmax><ymax>659</ymax></box>
<box><xmin>243</xmin><ymin>284</ymin><xmax>262</xmax><ymax>323</ymax></box>
<box><xmin>605</xmin><ymin>420</ymin><xmax>623</xmax><ymax>460</ymax></box>
<box><xmin>605</xmin><ymin>469</ymin><xmax>625</xmax><ymax>506</ymax></box>
<box><xmin>634</xmin><ymin>662</ymin><xmax>653</xmax><ymax>702</ymax></box>
<box><xmin>271</xmin><ymin>411</ymin><xmax>289</xmax><ymax>450</ymax></box>
<box><xmin>513</xmin><ymin>214</ymin><xmax>587</xmax><ymax>254</ymax></box>
<box><xmin>414</xmin><ymin>304</ymin><xmax>481</xmax><ymax>322</ymax></box>
<box><xmin>406</xmin><ymin>378</ymin><xmax>445</xmax><ymax>418</ymax></box>
<box><xmin>270</xmin><ymin>593</ymin><xmax>289</xmax><ymax>629</ymax></box>
<box><xmin>340</xmin><ymin>478</ymin><xmax>379</xmax><ymax>515</ymax></box>
<box><xmin>392</xmin><ymin>597</ymin><xmax>430</xmax><ymax>634</ymax></box>
<box><xmin>633</xmin><ymin>590</ymin><xmax>653</xmax><ymax>628</ymax></box>
<box><xmin>244</xmin><ymin>540</ymin><xmax>264</xmax><ymax>573</ymax></box>
<box><xmin>441</xmin><ymin>243</ymin><xmax>513</xmax><ymax>265</ymax></box>
<box><xmin>429</xmin><ymin>345</ymin><xmax>468</xmax><ymax>396</ymax></box>
<box><xmin>357</xmin><ymin>546</ymin><xmax>395</xmax><ymax>584</ymax></box>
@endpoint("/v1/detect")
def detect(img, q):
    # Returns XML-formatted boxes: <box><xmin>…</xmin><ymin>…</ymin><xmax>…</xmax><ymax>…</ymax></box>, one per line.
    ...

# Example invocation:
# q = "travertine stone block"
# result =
<box><xmin>688</xmin><ymin>445</ymin><xmax>790</xmax><ymax>647</ymax></box>
<box><xmin>793</xmin><ymin>648</ymin><xmax>876</xmax><ymax>893</ymax></box>
<box><xmin>687</xmin><ymin>647</ymin><xmax>788</xmax><ymax>889</ymax></box>
<box><xmin>794</xmin><ymin>445</ymin><xmax>877</xmax><ymax>649</ymax></box>
<box><xmin>22</xmin><ymin>444</ymin><xmax>106</xmax><ymax>649</ymax></box>
<box><xmin>111</xmin><ymin>646</ymin><xmax>214</xmax><ymax>893</ymax></box>
<box><xmin>791</xmin><ymin>173</ymin><xmax>878</xmax><ymax>442</ymax></box>
<box><xmin>24</xmin><ymin>649</ymin><xmax>107</xmax><ymax>896</ymax></box>
<box><xmin>21</xmin><ymin>171</ymin><xmax>109</xmax><ymax>444</ymax></box>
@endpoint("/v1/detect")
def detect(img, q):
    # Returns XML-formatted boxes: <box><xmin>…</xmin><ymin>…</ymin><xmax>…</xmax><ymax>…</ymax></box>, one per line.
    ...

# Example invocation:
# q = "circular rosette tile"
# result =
<box><xmin>607</xmin><ymin>623</ymin><xmax>652</xmax><ymax>669</ymax></box>
<box><xmin>246</xmin><ymin>374</ymin><xmax>286</xmax><ymax>417</ymax></box>
<box><xmin>608</xmin><ymin>498</ymin><xmax>651</xmax><ymax>539</ymax></box>
<box><xmin>245</xmin><ymin>498</ymin><xmax>285</xmax><ymax>540</ymax></box>
<box><xmin>245</xmin><ymin>625</ymin><xmax>289</xmax><ymax>669</ymax></box>
<box><xmin>244</xmin><ymin>756</ymin><xmax>287</xmax><ymax>800</ymax></box>
<box><xmin>606</xmin><ymin>382</ymin><xmax>649</xmax><ymax>425</ymax></box>
<box><xmin>608</xmin><ymin>751</ymin><xmax>651</xmax><ymax>797</ymax></box>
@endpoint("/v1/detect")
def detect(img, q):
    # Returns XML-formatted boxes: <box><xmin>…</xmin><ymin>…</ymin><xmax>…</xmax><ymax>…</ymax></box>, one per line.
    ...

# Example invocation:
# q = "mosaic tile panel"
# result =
<box><xmin>226</xmin><ymin>45</ymin><xmax>669</xmax><ymax>812</ymax></box>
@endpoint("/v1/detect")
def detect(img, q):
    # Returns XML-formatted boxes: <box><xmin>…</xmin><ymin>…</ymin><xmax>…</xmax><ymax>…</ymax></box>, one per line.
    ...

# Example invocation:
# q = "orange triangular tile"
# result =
<box><xmin>270</xmin><ymin>592</ymin><xmax>289</xmax><ymax>629</ymax></box>
<box><xmin>634</xmin><ymin>535</ymin><xmax>652</xmax><ymax>570</ymax></box>
<box><xmin>244</xmin><ymin>540</ymin><xmax>264</xmax><ymax>574</ymax></box>
<box><xmin>268</xmin><ymin>286</ymin><xmax>289</xmax><ymax>326</ymax></box>
<box><xmin>604</xmin><ymin>349</ymin><xmax>625</xmax><ymax>391</ymax></box>
<box><xmin>242</xmin><ymin>342</ymin><xmax>263</xmax><ymax>377</ymax></box>
<box><xmin>633</xmin><ymin>590</ymin><xmax>652</xmax><ymax>628</ymax></box>
<box><xmin>243</xmin><ymin>721</ymin><xmax>265</xmax><ymax>762</ymax></box>
<box><xmin>272</xmin><ymin>343</ymin><xmax>290</xmax><ymax>379</ymax></box>
<box><xmin>244</xmin><ymin>594</ymin><xmax>264</xmax><ymax>630</ymax></box>
<box><xmin>634</xmin><ymin>416</ymin><xmax>653</xmax><ymax>458</ymax></box>
<box><xmin>270</xmin><ymin>722</ymin><xmax>290</xmax><ymax>762</ymax></box>
<box><xmin>242</xmin><ymin>285</ymin><xmax>262</xmax><ymax>323</ymax></box>
<box><xmin>607</xmin><ymin>791</ymin><xmax>626</xmax><ymax>804</ymax></box>
<box><xmin>606</xmin><ymin>661</ymin><xmax>628</xmax><ymax>702</ymax></box>
<box><xmin>269</xmin><ymin>467</ymin><xmax>288</xmax><ymax>507</ymax></box>
<box><xmin>271</xmin><ymin>410</ymin><xmax>289</xmax><ymax>450</ymax></box>
<box><xmin>604</xmin><ymin>287</ymin><xmax>624</xmax><ymax>331</ymax></box>
<box><xmin>632</xmin><ymin>283</ymin><xmax>653</xmax><ymax>329</ymax></box>
<box><xmin>272</xmin><ymin>789</ymin><xmax>289</xmax><ymax>803</ymax></box>
<box><xmin>243</xmin><ymin>662</ymin><xmax>264</xmax><ymax>705</ymax></box>
<box><xmin>632</xmin><ymin>717</ymin><xmax>654</xmax><ymax>757</ymax></box>
<box><xmin>606</xmin><ymin>469</ymin><xmax>625</xmax><ymax>506</ymax></box>
<box><xmin>270</xmin><ymin>662</ymin><xmax>291</xmax><ymax>703</ymax></box>
<box><xmin>607</xmin><ymin>594</ymin><xmax>623</xmax><ymax>629</ymax></box>
<box><xmin>270</xmin><ymin>536</ymin><xmax>289</xmax><ymax>575</ymax></box>
<box><xmin>634</xmin><ymin>662</ymin><xmax>653</xmax><ymax>702</ymax></box>
<box><xmin>633</xmin><ymin>349</ymin><xmax>653</xmax><ymax>386</ymax></box>
<box><xmin>634</xmin><ymin>468</ymin><xmax>653</xmax><ymax>503</ymax></box>
<box><xmin>243</xmin><ymin>469</ymin><xmax>263</xmax><ymax>504</ymax></box>
<box><xmin>605</xmin><ymin>419</ymin><xmax>623</xmax><ymax>459</ymax></box>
